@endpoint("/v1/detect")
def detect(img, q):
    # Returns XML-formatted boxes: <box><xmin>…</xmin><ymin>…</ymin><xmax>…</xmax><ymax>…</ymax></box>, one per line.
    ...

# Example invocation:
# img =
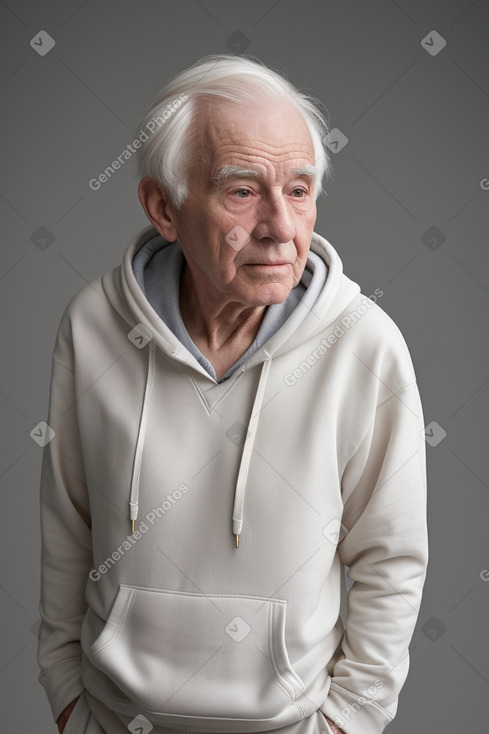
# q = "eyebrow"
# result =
<box><xmin>211</xmin><ymin>164</ymin><xmax>318</xmax><ymax>184</ymax></box>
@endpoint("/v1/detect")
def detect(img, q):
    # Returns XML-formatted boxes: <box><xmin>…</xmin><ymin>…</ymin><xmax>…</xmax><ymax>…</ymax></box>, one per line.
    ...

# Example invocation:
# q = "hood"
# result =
<box><xmin>101</xmin><ymin>225</ymin><xmax>361</xmax><ymax>547</ymax></box>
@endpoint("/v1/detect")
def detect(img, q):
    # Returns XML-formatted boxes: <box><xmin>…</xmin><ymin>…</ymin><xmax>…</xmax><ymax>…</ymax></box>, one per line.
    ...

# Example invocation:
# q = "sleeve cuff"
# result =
<box><xmin>320</xmin><ymin>682</ymin><xmax>396</xmax><ymax>734</ymax></box>
<box><xmin>38</xmin><ymin>657</ymin><xmax>85</xmax><ymax>722</ymax></box>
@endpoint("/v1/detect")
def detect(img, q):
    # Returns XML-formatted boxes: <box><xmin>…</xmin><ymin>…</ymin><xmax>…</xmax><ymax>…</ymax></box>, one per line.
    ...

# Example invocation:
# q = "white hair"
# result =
<box><xmin>135</xmin><ymin>54</ymin><xmax>332</xmax><ymax>208</ymax></box>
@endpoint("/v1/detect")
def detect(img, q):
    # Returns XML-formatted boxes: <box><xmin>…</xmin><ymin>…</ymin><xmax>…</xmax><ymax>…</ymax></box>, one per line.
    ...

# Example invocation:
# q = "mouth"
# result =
<box><xmin>244</xmin><ymin>262</ymin><xmax>291</xmax><ymax>268</ymax></box>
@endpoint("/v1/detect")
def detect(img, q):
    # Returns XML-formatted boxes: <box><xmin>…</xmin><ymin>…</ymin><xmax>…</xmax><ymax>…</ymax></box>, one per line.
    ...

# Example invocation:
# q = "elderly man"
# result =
<box><xmin>38</xmin><ymin>55</ymin><xmax>428</xmax><ymax>734</ymax></box>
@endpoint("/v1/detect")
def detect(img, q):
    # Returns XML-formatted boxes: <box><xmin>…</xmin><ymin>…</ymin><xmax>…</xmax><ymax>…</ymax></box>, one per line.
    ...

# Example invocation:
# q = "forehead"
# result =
<box><xmin>196</xmin><ymin>98</ymin><xmax>315</xmax><ymax>168</ymax></box>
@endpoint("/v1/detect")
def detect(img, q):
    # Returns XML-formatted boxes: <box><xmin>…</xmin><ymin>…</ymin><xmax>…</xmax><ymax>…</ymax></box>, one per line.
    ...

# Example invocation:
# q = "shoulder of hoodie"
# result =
<box><xmin>308</xmin><ymin>232</ymin><xmax>417</xmax><ymax>390</ymax></box>
<box><xmin>49</xmin><ymin>264</ymin><xmax>125</xmax><ymax>368</ymax></box>
<box><xmin>331</xmin><ymin>287</ymin><xmax>418</xmax><ymax>391</ymax></box>
<box><xmin>52</xmin><ymin>225</ymin><xmax>158</xmax><ymax>363</ymax></box>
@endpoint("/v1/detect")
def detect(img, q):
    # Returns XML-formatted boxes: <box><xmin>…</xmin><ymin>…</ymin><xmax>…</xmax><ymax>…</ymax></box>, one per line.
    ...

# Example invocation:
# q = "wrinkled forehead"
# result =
<box><xmin>193</xmin><ymin>97</ymin><xmax>315</xmax><ymax>171</ymax></box>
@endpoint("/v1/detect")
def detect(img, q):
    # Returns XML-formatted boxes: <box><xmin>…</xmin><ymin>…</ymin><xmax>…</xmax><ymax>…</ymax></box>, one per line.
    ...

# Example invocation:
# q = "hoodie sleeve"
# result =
<box><xmin>319</xmin><ymin>378</ymin><xmax>428</xmax><ymax>734</ymax></box>
<box><xmin>37</xmin><ymin>312</ymin><xmax>93</xmax><ymax>722</ymax></box>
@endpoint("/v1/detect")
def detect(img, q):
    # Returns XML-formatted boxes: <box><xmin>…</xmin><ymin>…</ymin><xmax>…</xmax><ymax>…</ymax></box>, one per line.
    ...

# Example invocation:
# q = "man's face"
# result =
<box><xmin>169</xmin><ymin>98</ymin><xmax>318</xmax><ymax>307</ymax></box>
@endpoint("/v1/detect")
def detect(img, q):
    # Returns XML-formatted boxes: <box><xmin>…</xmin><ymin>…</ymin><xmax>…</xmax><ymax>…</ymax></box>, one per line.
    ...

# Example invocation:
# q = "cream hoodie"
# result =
<box><xmin>38</xmin><ymin>226</ymin><xmax>428</xmax><ymax>734</ymax></box>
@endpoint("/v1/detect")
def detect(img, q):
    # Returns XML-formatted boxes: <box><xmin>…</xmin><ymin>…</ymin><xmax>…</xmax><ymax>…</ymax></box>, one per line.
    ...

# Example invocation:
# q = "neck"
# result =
<box><xmin>179</xmin><ymin>263</ymin><xmax>267</xmax><ymax>377</ymax></box>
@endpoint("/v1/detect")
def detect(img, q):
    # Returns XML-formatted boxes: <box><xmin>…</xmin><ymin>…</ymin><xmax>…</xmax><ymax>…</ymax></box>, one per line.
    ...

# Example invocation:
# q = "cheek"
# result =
<box><xmin>295</xmin><ymin>212</ymin><xmax>316</xmax><ymax>259</ymax></box>
<box><xmin>219</xmin><ymin>224</ymin><xmax>254</xmax><ymax>269</ymax></box>
<box><xmin>291</xmin><ymin>242</ymin><xmax>312</xmax><ymax>285</ymax></box>
<box><xmin>216</xmin><ymin>244</ymin><xmax>244</xmax><ymax>286</ymax></box>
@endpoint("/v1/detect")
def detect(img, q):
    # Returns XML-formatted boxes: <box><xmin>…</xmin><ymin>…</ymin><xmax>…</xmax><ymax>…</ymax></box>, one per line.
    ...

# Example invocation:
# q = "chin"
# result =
<box><xmin>245</xmin><ymin>282</ymin><xmax>292</xmax><ymax>306</ymax></box>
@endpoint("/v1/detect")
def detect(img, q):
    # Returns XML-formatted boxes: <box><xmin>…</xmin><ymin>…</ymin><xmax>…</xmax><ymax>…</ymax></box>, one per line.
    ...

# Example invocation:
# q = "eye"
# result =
<box><xmin>233</xmin><ymin>188</ymin><xmax>252</xmax><ymax>198</ymax></box>
<box><xmin>291</xmin><ymin>187</ymin><xmax>307</xmax><ymax>198</ymax></box>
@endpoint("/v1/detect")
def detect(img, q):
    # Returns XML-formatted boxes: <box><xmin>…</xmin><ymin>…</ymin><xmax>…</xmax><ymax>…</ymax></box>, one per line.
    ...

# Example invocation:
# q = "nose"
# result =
<box><xmin>253</xmin><ymin>190</ymin><xmax>296</xmax><ymax>243</ymax></box>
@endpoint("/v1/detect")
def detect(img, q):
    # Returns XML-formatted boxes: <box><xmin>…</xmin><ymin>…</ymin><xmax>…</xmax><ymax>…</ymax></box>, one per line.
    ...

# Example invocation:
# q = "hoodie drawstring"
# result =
<box><xmin>232</xmin><ymin>350</ymin><xmax>272</xmax><ymax>548</ymax></box>
<box><xmin>128</xmin><ymin>343</ymin><xmax>272</xmax><ymax>548</ymax></box>
<box><xmin>129</xmin><ymin>341</ymin><xmax>155</xmax><ymax>533</ymax></box>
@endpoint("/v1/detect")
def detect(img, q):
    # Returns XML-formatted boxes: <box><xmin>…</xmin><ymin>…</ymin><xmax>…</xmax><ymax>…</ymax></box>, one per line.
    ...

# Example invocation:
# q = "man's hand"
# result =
<box><xmin>323</xmin><ymin>714</ymin><xmax>346</xmax><ymax>734</ymax></box>
<box><xmin>56</xmin><ymin>696</ymin><xmax>80</xmax><ymax>733</ymax></box>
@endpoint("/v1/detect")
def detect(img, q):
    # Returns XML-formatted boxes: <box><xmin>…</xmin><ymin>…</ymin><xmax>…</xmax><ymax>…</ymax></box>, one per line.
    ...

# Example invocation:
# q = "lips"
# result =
<box><xmin>245</xmin><ymin>261</ymin><xmax>290</xmax><ymax>266</ymax></box>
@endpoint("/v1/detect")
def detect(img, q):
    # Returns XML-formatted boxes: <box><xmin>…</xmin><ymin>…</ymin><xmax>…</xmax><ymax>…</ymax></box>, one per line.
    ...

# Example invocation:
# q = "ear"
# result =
<box><xmin>138</xmin><ymin>176</ymin><xmax>178</xmax><ymax>241</ymax></box>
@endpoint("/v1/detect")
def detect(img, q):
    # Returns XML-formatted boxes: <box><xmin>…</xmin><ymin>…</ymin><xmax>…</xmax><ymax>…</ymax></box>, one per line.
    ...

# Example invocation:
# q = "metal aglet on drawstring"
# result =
<box><xmin>131</xmin><ymin>520</ymin><xmax>135</xmax><ymax>534</ymax></box>
<box><xmin>235</xmin><ymin>534</ymin><xmax>240</xmax><ymax>548</ymax></box>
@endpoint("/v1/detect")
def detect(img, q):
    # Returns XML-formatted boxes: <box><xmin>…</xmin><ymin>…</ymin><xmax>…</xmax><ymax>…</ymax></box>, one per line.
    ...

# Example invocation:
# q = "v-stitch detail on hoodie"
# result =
<box><xmin>187</xmin><ymin>367</ymin><xmax>246</xmax><ymax>416</ymax></box>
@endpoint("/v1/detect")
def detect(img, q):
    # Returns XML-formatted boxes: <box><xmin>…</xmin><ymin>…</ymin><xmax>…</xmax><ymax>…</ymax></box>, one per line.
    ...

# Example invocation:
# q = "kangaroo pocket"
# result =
<box><xmin>90</xmin><ymin>584</ymin><xmax>305</xmax><ymax>719</ymax></box>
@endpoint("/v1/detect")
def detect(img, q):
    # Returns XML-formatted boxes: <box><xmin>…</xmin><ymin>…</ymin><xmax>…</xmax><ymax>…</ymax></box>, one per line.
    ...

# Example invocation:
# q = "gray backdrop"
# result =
<box><xmin>1</xmin><ymin>0</ymin><xmax>488</xmax><ymax>731</ymax></box>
